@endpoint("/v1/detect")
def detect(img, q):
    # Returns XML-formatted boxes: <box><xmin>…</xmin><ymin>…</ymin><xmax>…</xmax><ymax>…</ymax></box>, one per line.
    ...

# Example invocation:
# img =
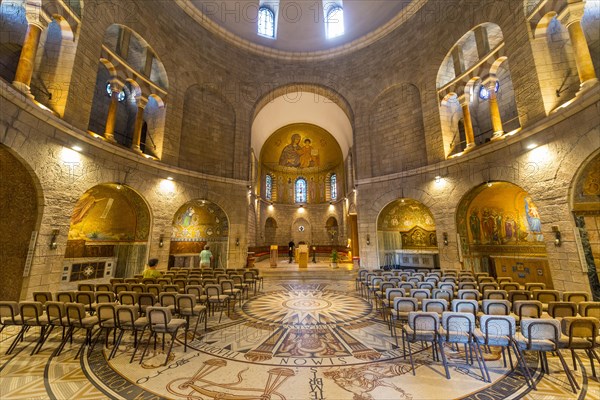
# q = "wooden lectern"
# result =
<box><xmin>270</xmin><ymin>245</ymin><xmax>278</xmax><ymax>267</ymax></box>
<box><xmin>298</xmin><ymin>245</ymin><xmax>309</xmax><ymax>268</ymax></box>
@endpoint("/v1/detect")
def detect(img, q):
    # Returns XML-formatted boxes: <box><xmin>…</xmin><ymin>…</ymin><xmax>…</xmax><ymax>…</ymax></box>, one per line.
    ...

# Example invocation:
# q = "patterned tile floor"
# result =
<box><xmin>1</xmin><ymin>263</ymin><xmax>598</xmax><ymax>399</ymax></box>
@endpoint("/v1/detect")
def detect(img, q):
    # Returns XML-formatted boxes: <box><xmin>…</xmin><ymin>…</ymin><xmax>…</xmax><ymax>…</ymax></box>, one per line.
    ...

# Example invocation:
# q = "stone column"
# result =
<box><xmin>488</xmin><ymin>80</ymin><xmax>504</xmax><ymax>139</ymax></box>
<box><xmin>104</xmin><ymin>80</ymin><xmax>124</xmax><ymax>143</ymax></box>
<box><xmin>561</xmin><ymin>1</ymin><xmax>598</xmax><ymax>89</ymax></box>
<box><xmin>12</xmin><ymin>21</ymin><xmax>44</xmax><ymax>96</ymax></box>
<box><xmin>460</xmin><ymin>97</ymin><xmax>476</xmax><ymax>150</ymax></box>
<box><xmin>131</xmin><ymin>96</ymin><xmax>148</xmax><ymax>153</ymax></box>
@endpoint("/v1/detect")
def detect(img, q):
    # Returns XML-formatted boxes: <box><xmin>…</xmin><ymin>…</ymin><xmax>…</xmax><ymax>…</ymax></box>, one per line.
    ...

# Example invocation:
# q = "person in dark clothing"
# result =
<box><xmin>288</xmin><ymin>240</ymin><xmax>295</xmax><ymax>263</ymax></box>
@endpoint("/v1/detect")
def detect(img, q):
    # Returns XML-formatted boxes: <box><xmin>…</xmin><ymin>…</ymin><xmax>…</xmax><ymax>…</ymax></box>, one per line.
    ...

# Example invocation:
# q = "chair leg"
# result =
<box><xmin>438</xmin><ymin>338</ymin><xmax>451</xmax><ymax>380</ymax></box>
<box><xmin>474</xmin><ymin>342</ymin><xmax>490</xmax><ymax>383</ymax></box>
<box><xmin>109</xmin><ymin>329</ymin><xmax>125</xmax><ymax>360</ymax></box>
<box><xmin>6</xmin><ymin>326</ymin><xmax>26</xmax><ymax>355</ymax></box>
<box><xmin>406</xmin><ymin>336</ymin><xmax>415</xmax><ymax>376</ymax></box>
<box><xmin>139</xmin><ymin>331</ymin><xmax>154</xmax><ymax>365</ymax></box>
<box><xmin>556</xmin><ymin>350</ymin><xmax>579</xmax><ymax>393</ymax></box>
<box><xmin>571</xmin><ymin>348</ymin><xmax>577</xmax><ymax>371</ymax></box>
<box><xmin>512</xmin><ymin>343</ymin><xmax>536</xmax><ymax>390</ymax></box>
<box><xmin>163</xmin><ymin>331</ymin><xmax>177</xmax><ymax>366</ymax></box>
<box><xmin>131</xmin><ymin>327</ymin><xmax>147</xmax><ymax>364</ymax></box>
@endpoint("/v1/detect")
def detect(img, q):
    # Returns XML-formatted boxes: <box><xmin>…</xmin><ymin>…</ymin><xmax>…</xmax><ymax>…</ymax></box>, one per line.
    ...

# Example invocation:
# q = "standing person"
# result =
<box><xmin>143</xmin><ymin>258</ymin><xmax>162</xmax><ymax>279</ymax></box>
<box><xmin>200</xmin><ymin>245</ymin><xmax>213</xmax><ymax>269</ymax></box>
<box><xmin>288</xmin><ymin>240</ymin><xmax>295</xmax><ymax>263</ymax></box>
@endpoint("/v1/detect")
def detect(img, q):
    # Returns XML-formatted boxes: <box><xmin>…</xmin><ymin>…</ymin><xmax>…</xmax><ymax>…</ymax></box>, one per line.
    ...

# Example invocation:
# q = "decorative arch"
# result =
<box><xmin>169</xmin><ymin>199</ymin><xmax>229</xmax><ymax>269</ymax></box>
<box><xmin>64</xmin><ymin>183</ymin><xmax>151</xmax><ymax>280</ymax></box>
<box><xmin>376</xmin><ymin>198</ymin><xmax>438</xmax><ymax>268</ymax></box>
<box><xmin>456</xmin><ymin>181</ymin><xmax>551</xmax><ymax>284</ymax></box>
<box><xmin>265</xmin><ymin>217</ymin><xmax>278</xmax><ymax>245</ymax></box>
<box><xmin>292</xmin><ymin>217</ymin><xmax>311</xmax><ymax>245</ymax></box>
<box><xmin>0</xmin><ymin>144</ymin><xmax>43</xmax><ymax>300</ymax></box>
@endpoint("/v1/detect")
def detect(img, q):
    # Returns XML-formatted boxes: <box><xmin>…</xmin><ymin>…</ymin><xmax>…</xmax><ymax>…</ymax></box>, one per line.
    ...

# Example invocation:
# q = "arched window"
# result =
<box><xmin>325</xmin><ymin>6</ymin><xmax>344</xmax><ymax>39</ymax></box>
<box><xmin>265</xmin><ymin>174</ymin><xmax>273</xmax><ymax>200</ymax></box>
<box><xmin>295</xmin><ymin>178</ymin><xmax>307</xmax><ymax>203</ymax></box>
<box><xmin>258</xmin><ymin>7</ymin><xmax>275</xmax><ymax>38</ymax></box>
<box><xmin>330</xmin><ymin>174</ymin><xmax>337</xmax><ymax>200</ymax></box>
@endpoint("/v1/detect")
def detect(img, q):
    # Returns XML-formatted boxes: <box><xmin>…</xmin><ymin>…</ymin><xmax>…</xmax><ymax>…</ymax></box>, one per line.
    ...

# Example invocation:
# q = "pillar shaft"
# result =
<box><xmin>13</xmin><ymin>23</ymin><xmax>43</xmax><ymax>92</ymax></box>
<box><xmin>461</xmin><ymin>102</ymin><xmax>475</xmax><ymax>149</ymax></box>
<box><xmin>567</xmin><ymin>21</ymin><xmax>597</xmax><ymax>85</ymax></box>
<box><xmin>131</xmin><ymin>98</ymin><xmax>147</xmax><ymax>152</ymax></box>
<box><xmin>489</xmin><ymin>83</ymin><xmax>503</xmax><ymax>138</ymax></box>
<box><xmin>104</xmin><ymin>82</ymin><xmax>123</xmax><ymax>143</ymax></box>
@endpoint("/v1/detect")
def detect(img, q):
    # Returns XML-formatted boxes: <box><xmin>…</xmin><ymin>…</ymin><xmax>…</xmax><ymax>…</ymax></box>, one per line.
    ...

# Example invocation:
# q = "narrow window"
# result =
<box><xmin>258</xmin><ymin>7</ymin><xmax>275</xmax><ymax>38</ymax></box>
<box><xmin>295</xmin><ymin>178</ymin><xmax>307</xmax><ymax>203</ymax></box>
<box><xmin>325</xmin><ymin>6</ymin><xmax>344</xmax><ymax>39</ymax></box>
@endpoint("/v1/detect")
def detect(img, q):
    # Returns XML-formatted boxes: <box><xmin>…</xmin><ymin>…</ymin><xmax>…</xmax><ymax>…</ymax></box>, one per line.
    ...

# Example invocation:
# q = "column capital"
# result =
<box><xmin>108</xmin><ymin>79</ymin><xmax>125</xmax><ymax>93</ymax></box>
<box><xmin>559</xmin><ymin>1</ymin><xmax>586</xmax><ymax>27</ymax></box>
<box><xmin>135</xmin><ymin>96</ymin><xmax>149</xmax><ymax>109</ymax></box>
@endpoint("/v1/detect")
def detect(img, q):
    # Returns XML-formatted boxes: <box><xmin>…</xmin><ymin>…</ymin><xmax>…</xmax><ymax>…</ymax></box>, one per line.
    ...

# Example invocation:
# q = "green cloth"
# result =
<box><xmin>200</xmin><ymin>249</ymin><xmax>213</xmax><ymax>265</ymax></box>
<box><xmin>143</xmin><ymin>268</ymin><xmax>162</xmax><ymax>279</ymax></box>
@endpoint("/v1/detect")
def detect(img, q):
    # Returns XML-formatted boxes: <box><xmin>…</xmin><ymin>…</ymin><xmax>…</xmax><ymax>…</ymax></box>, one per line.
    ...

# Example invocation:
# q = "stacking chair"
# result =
<box><xmin>508</xmin><ymin>290</ymin><xmax>531</xmax><ymax>303</ymax></box>
<box><xmin>173</xmin><ymin>279</ymin><xmax>187</xmax><ymax>292</ymax></box>
<box><xmin>457</xmin><ymin>289</ymin><xmax>480</xmax><ymax>301</ymax></box>
<box><xmin>177</xmin><ymin>294</ymin><xmax>207</xmax><ymax>340</ymax></box>
<box><xmin>375</xmin><ymin>282</ymin><xmax>395</xmax><ymax>311</ymax></box>
<box><xmin>95</xmin><ymin>291</ymin><xmax>116</xmax><ymax>305</ymax></box>
<box><xmin>137</xmin><ymin>293</ymin><xmax>157</xmax><ymax>315</ymax></box>
<box><xmin>432</xmin><ymin>288</ymin><xmax>453</xmax><ymax>302</ymax></box>
<box><xmin>559</xmin><ymin>317</ymin><xmax>599</xmax><ymax>381</ymax></box>
<box><xmin>579</xmin><ymin>302</ymin><xmax>600</xmax><ymax>318</ymax></box>
<box><xmin>546</xmin><ymin>302</ymin><xmax>577</xmax><ymax>319</ymax></box>
<box><xmin>63</xmin><ymin>302</ymin><xmax>99</xmax><ymax>359</ymax></box>
<box><xmin>118</xmin><ymin>291</ymin><xmax>139</xmax><ymax>307</ymax></box>
<box><xmin>231</xmin><ymin>275</ymin><xmax>249</xmax><ymax>300</ymax></box>
<box><xmin>458</xmin><ymin>282</ymin><xmax>478</xmax><ymax>291</ymax></box>
<box><xmin>475</xmin><ymin>315</ymin><xmax>535</xmax><ymax>389</ymax></box>
<box><xmin>563</xmin><ymin>291</ymin><xmax>590</xmax><ymax>304</ymax></box>
<box><xmin>451</xmin><ymin>299</ymin><xmax>479</xmax><ymax>315</ymax></box>
<box><xmin>417</xmin><ymin>282</ymin><xmax>435</xmax><ymax>291</ymax></box>
<box><xmin>532</xmin><ymin>290</ymin><xmax>561</xmax><ymax>312</ymax></box>
<box><xmin>367</xmin><ymin>277</ymin><xmax>384</xmax><ymax>302</ymax></box>
<box><xmin>501</xmin><ymin>282</ymin><xmax>520</xmax><ymax>292</ymax></box>
<box><xmin>483</xmin><ymin>289</ymin><xmax>508</xmax><ymax>300</ymax></box>
<box><xmin>186</xmin><ymin>285</ymin><xmax>207</xmax><ymax>305</ymax></box>
<box><xmin>111</xmin><ymin>305</ymin><xmax>148</xmax><ymax>362</ymax></box>
<box><xmin>410</xmin><ymin>288</ymin><xmax>430</xmax><ymax>306</ymax></box>
<box><xmin>8</xmin><ymin>302</ymin><xmax>47</xmax><ymax>355</ymax></box>
<box><xmin>438</xmin><ymin>282</ymin><xmax>456</xmax><ymax>293</ymax></box>
<box><xmin>159</xmin><ymin>292</ymin><xmax>178</xmax><ymax>314</ymax></box>
<box><xmin>95</xmin><ymin>283</ymin><xmax>112</xmax><ymax>292</ymax></box>
<box><xmin>113</xmin><ymin>283</ymin><xmax>130</xmax><ymax>295</ymax></box>
<box><xmin>249</xmin><ymin>269</ymin><xmax>264</xmax><ymax>291</ymax></box>
<box><xmin>422</xmin><ymin>298</ymin><xmax>448</xmax><ymax>316</ymax></box>
<box><xmin>43</xmin><ymin>301</ymin><xmax>68</xmax><ymax>355</ymax></box>
<box><xmin>157</xmin><ymin>278</ymin><xmax>171</xmax><ymax>286</ymax></box>
<box><xmin>78</xmin><ymin>283</ymin><xmax>95</xmax><ymax>292</ymax></box>
<box><xmin>424</xmin><ymin>276</ymin><xmax>439</xmax><ymax>285</ymax></box>
<box><xmin>497</xmin><ymin>277</ymin><xmax>513</xmax><ymax>284</ymax></box>
<box><xmin>187</xmin><ymin>278</ymin><xmax>202</xmax><ymax>287</ymax></box>
<box><xmin>130</xmin><ymin>284</ymin><xmax>145</xmax><ymax>294</ymax></box>
<box><xmin>140</xmin><ymin>306</ymin><xmax>187</xmax><ymax>366</ymax></box>
<box><xmin>480</xmin><ymin>299</ymin><xmax>511</xmax><ymax>316</ymax></box>
<box><xmin>33</xmin><ymin>292</ymin><xmax>53</xmax><ymax>307</ymax></box>
<box><xmin>146</xmin><ymin>284</ymin><xmax>162</xmax><ymax>298</ymax></box>
<box><xmin>399</xmin><ymin>282</ymin><xmax>416</xmax><ymax>292</ymax></box>
<box><xmin>163</xmin><ymin>284</ymin><xmax>180</xmax><ymax>293</ymax></box>
<box><xmin>402</xmin><ymin>312</ymin><xmax>445</xmax><ymax>377</ymax></box>
<box><xmin>56</xmin><ymin>291</ymin><xmax>75</xmax><ymax>303</ymax></box>
<box><xmin>512</xmin><ymin>300</ymin><xmax>543</xmax><ymax>323</ymax></box>
<box><xmin>524</xmin><ymin>282</ymin><xmax>546</xmax><ymax>292</ymax></box>
<box><xmin>221</xmin><ymin>280</ymin><xmax>243</xmax><ymax>310</ymax></box>
<box><xmin>515</xmin><ymin>318</ymin><xmax>576</xmax><ymax>393</ymax></box>
<box><xmin>243</xmin><ymin>272</ymin><xmax>258</xmax><ymax>295</ymax></box>
<box><xmin>390</xmin><ymin>297</ymin><xmax>418</xmax><ymax>347</ymax></box>
<box><xmin>75</xmin><ymin>291</ymin><xmax>96</xmax><ymax>314</ymax></box>
<box><xmin>93</xmin><ymin>303</ymin><xmax>117</xmax><ymax>351</ymax></box>
<box><xmin>382</xmin><ymin>288</ymin><xmax>405</xmax><ymax>321</ymax></box>
<box><xmin>356</xmin><ymin>270</ymin><xmax>368</xmax><ymax>292</ymax></box>
<box><xmin>479</xmin><ymin>282</ymin><xmax>499</xmax><ymax>295</ymax></box>
<box><xmin>205</xmin><ymin>284</ymin><xmax>230</xmax><ymax>323</ymax></box>
<box><xmin>0</xmin><ymin>302</ymin><xmax>21</xmax><ymax>346</ymax></box>
<box><xmin>439</xmin><ymin>311</ymin><xmax>489</xmax><ymax>382</ymax></box>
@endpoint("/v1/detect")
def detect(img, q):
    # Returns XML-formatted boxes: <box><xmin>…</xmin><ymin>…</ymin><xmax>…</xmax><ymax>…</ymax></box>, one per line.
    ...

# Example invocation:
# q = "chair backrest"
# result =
<box><xmin>65</xmin><ymin>302</ymin><xmax>88</xmax><ymax>325</ymax></box>
<box><xmin>408</xmin><ymin>311</ymin><xmax>439</xmax><ymax>331</ymax></box>
<box><xmin>110</xmin><ymin>278</ymin><xmax>124</xmax><ymax>285</ymax></box>
<box><xmin>546</xmin><ymin>301</ymin><xmax>577</xmax><ymax>318</ymax></box>
<box><xmin>513</xmin><ymin>300</ymin><xmax>542</xmax><ymax>318</ymax></box>
<box><xmin>56</xmin><ymin>291</ymin><xmax>75</xmax><ymax>303</ymax></box>
<box><xmin>508</xmin><ymin>290</ymin><xmax>531</xmax><ymax>303</ymax></box>
<box><xmin>497</xmin><ymin>277</ymin><xmax>513</xmax><ymax>284</ymax></box>
<box><xmin>481</xmin><ymin>299</ymin><xmax>511</xmax><ymax>315</ymax></box>
<box><xmin>137</xmin><ymin>293</ymin><xmax>156</xmax><ymax>308</ymax></box>
<box><xmin>393</xmin><ymin>297</ymin><xmax>418</xmax><ymax>312</ymax></box>
<box><xmin>407</xmin><ymin>277</ymin><xmax>421</xmax><ymax>284</ymax></box>
<box><xmin>173</xmin><ymin>279</ymin><xmax>187</xmax><ymax>289</ymax></box>
<box><xmin>451</xmin><ymin>299</ymin><xmax>479</xmax><ymax>315</ymax></box>
<box><xmin>441</xmin><ymin>276</ymin><xmax>457</xmax><ymax>283</ymax></box>
<box><xmin>479</xmin><ymin>314</ymin><xmax>516</xmax><ymax>338</ymax></box>
<box><xmin>0</xmin><ymin>301</ymin><xmax>19</xmax><ymax>322</ymax></box>
<box><xmin>75</xmin><ymin>291</ymin><xmax>94</xmax><ymax>306</ymax></box>
<box><xmin>159</xmin><ymin>292</ymin><xmax>177</xmax><ymax>307</ymax></box>
<box><xmin>441</xmin><ymin>311</ymin><xmax>476</xmax><ymax>335</ymax></box>
<box><xmin>410</xmin><ymin>288</ymin><xmax>431</xmax><ymax>301</ymax></box>
<box><xmin>45</xmin><ymin>301</ymin><xmax>66</xmax><ymax>325</ymax></box>
<box><xmin>124</xmin><ymin>278</ymin><xmax>139</xmax><ymax>284</ymax></box>
<box><xmin>438</xmin><ymin>282</ymin><xmax>456</xmax><ymax>292</ymax></box>
<box><xmin>141</xmin><ymin>278</ymin><xmax>156</xmax><ymax>285</ymax></box>
<box><xmin>386</xmin><ymin>288</ymin><xmax>405</xmax><ymax>302</ymax></box>
<box><xmin>424</xmin><ymin>277</ymin><xmax>439</xmax><ymax>284</ymax></box>
<box><xmin>19</xmin><ymin>301</ymin><xmax>44</xmax><ymax>324</ymax></box>
<box><xmin>33</xmin><ymin>292</ymin><xmax>52</xmax><ymax>304</ymax></box>
<box><xmin>417</xmin><ymin>282</ymin><xmax>435</xmax><ymax>290</ymax></box>
<box><xmin>118</xmin><ymin>291</ymin><xmax>138</xmax><ymax>306</ymax></box>
<box><xmin>146</xmin><ymin>284</ymin><xmax>161</xmax><ymax>296</ymax></box>
<box><xmin>188</xmin><ymin>278</ymin><xmax>202</xmax><ymax>286</ymax></box>
<box><xmin>176</xmin><ymin>294</ymin><xmax>196</xmax><ymax>312</ymax></box>
<box><xmin>205</xmin><ymin>284</ymin><xmax>223</xmax><ymax>297</ymax></box>
<box><xmin>399</xmin><ymin>282</ymin><xmax>415</xmax><ymax>291</ymax></box>
<box><xmin>562</xmin><ymin>291</ymin><xmax>590</xmax><ymax>304</ymax></box>
<box><xmin>422</xmin><ymin>299</ymin><xmax>448</xmax><ymax>314</ymax></box>
<box><xmin>95</xmin><ymin>291</ymin><xmax>115</xmax><ymax>304</ymax></box>
<box><xmin>243</xmin><ymin>272</ymin><xmax>255</xmax><ymax>280</ymax></box>
<box><xmin>113</xmin><ymin>283</ymin><xmax>130</xmax><ymax>294</ymax></box>
<box><xmin>221</xmin><ymin>280</ymin><xmax>235</xmax><ymax>291</ymax></box>
<box><xmin>458</xmin><ymin>282</ymin><xmax>477</xmax><ymax>290</ymax></box>
<box><xmin>479</xmin><ymin>283</ymin><xmax>499</xmax><ymax>294</ymax></box>
<box><xmin>147</xmin><ymin>306</ymin><xmax>172</xmax><ymax>330</ymax></box>
<box><xmin>163</xmin><ymin>284</ymin><xmax>180</xmax><ymax>293</ymax></box>
<box><xmin>95</xmin><ymin>283</ymin><xmax>112</xmax><ymax>292</ymax></box>
<box><xmin>579</xmin><ymin>302</ymin><xmax>600</xmax><ymax>318</ymax></box>
<box><xmin>96</xmin><ymin>303</ymin><xmax>117</xmax><ymax>327</ymax></box>
<box><xmin>130</xmin><ymin>284</ymin><xmax>145</xmax><ymax>294</ymax></box>
<box><xmin>186</xmin><ymin>285</ymin><xmax>204</xmax><ymax>299</ymax></box>
<box><xmin>380</xmin><ymin>282</ymin><xmax>395</xmax><ymax>292</ymax></box>
<box><xmin>157</xmin><ymin>278</ymin><xmax>171</xmax><ymax>286</ymax></box>
<box><xmin>521</xmin><ymin>318</ymin><xmax>560</xmax><ymax>345</ymax></box>
<box><xmin>477</xmin><ymin>276</ymin><xmax>495</xmax><ymax>284</ymax></box>
<box><xmin>77</xmin><ymin>283</ymin><xmax>95</xmax><ymax>292</ymax></box>
<box><xmin>501</xmin><ymin>282</ymin><xmax>520</xmax><ymax>292</ymax></box>
<box><xmin>532</xmin><ymin>290</ymin><xmax>561</xmax><ymax>304</ymax></box>
<box><xmin>483</xmin><ymin>289</ymin><xmax>508</xmax><ymax>300</ymax></box>
<box><xmin>560</xmin><ymin>317</ymin><xmax>599</xmax><ymax>346</ymax></box>
<box><xmin>432</xmin><ymin>289</ymin><xmax>453</xmax><ymax>302</ymax></box>
<box><xmin>116</xmin><ymin>305</ymin><xmax>139</xmax><ymax>328</ymax></box>
<box><xmin>524</xmin><ymin>282</ymin><xmax>546</xmax><ymax>291</ymax></box>
<box><xmin>457</xmin><ymin>289</ymin><xmax>480</xmax><ymax>301</ymax></box>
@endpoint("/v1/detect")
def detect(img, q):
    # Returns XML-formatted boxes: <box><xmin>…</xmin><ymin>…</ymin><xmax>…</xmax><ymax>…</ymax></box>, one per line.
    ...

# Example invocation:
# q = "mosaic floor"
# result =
<box><xmin>1</xmin><ymin>266</ymin><xmax>599</xmax><ymax>400</ymax></box>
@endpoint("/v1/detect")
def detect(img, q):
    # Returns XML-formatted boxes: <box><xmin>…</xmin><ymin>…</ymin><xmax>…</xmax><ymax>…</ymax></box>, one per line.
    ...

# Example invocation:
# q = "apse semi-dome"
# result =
<box><xmin>176</xmin><ymin>0</ymin><xmax>422</xmax><ymax>58</ymax></box>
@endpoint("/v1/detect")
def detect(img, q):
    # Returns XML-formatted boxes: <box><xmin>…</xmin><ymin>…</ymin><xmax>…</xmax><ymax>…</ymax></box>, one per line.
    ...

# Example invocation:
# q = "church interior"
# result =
<box><xmin>1</xmin><ymin>0</ymin><xmax>600</xmax><ymax>399</ymax></box>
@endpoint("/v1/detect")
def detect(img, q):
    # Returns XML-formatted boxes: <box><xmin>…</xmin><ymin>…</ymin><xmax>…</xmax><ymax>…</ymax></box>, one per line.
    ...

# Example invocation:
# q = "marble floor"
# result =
<box><xmin>1</xmin><ymin>262</ymin><xmax>598</xmax><ymax>400</ymax></box>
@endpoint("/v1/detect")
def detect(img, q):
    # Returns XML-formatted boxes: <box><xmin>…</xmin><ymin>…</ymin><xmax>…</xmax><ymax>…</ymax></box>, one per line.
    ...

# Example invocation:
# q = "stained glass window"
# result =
<box><xmin>258</xmin><ymin>7</ymin><xmax>275</xmax><ymax>38</ymax></box>
<box><xmin>295</xmin><ymin>178</ymin><xmax>307</xmax><ymax>203</ymax></box>
<box><xmin>326</xmin><ymin>6</ymin><xmax>344</xmax><ymax>39</ymax></box>
<box><xmin>479</xmin><ymin>81</ymin><xmax>500</xmax><ymax>100</ymax></box>
<box><xmin>265</xmin><ymin>174</ymin><xmax>272</xmax><ymax>200</ymax></box>
<box><xmin>106</xmin><ymin>83</ymin><xmax>125</xmax><ymax>102</ymax></box>
<box><xmin>330</xmin><ymin>174</ymin><xmax>337</xmax><ymax>200</ymax></box>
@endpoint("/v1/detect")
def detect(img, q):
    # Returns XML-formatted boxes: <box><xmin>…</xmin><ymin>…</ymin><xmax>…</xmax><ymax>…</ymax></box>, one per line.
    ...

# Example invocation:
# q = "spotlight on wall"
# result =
<box><xmin>236</xmin><ymin>237</ymin><xmax>240</xmax><ymax>247</ymax></box>
<box><xmin>526</xmin><ymin>143</ymin><xmax>538</xmax><ymax>150</ymax></box>
<box><xmin>166</xmin><ymin>176</ymin><xmax>174</xmax><ymax>181</ymax></box>
<box><xmin>443</xmin><ymin>232</ymin><xmax>449</xmax><ymax>246</ymax></box>
<box><xmin>435</xmin><ymin>175</ymin><xmax>442</xmax><ymax>183</ymax></box>
<box><xmin>71</xmin><ymin>145</ymin><xmax>83</xmax><ymax>152</ymax></box>
<box><xmin>366</xmin><ymin>234</ymin><xmax>371</xmax><ymax>246</ymax></box>
<box><xmin>487</xmin><ymin>181</ymin><xmax>493</xmax><ymax>188</ymax></box>
<box><xmin>298</xmin><ymin>205</ymin><xmax>305</xmax><ymax>213</ymax></box>
<box><xmin>552</xmin><ymin>226</ymin><xmax>561</xmax><ymax>247</ymax></box>
<box><xmin>50</xmin><ymin>229</ymin><xmax>59</xmax><ymax>250</ymax></box>
<box><xmin>159</xmin><ymin>235</ymin><xmax>164</xmax><ymax>248</ymax></box>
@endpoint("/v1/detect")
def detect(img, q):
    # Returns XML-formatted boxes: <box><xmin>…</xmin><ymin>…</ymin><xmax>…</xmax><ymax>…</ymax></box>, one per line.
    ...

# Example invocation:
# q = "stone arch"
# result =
<box><xmin>179</xmin><ymin>84</ymin><xmax>236</xmax><ymax>177</ymax></box>
<box><xmin>292</xmin><ymin>217</ymin><xmax>311</xmax><ymax>245</ymax></box>
<box><xmin>376</xmin><ymin>198</ymin><xmax>438</xmax><ymax>268</ymax></box>
<box><xmin>142</xmin><ymin>94</ymin><xmax>166</xmax><ymax>158</ymax></box>
<box><xmin>368</xmin><ymin>83</ymin><xmax>427</xmax><ymax>176</ymax></box>
<box><xmin>325</xmin><ymin>216</ymin><xmax>339</xmax><ymax>245</ymax></box>
<box><xmin>265</xmin><ymin>216</ymin><xmax>278</xmax><ymax>245</ymax></box>
<box><xmin>440</xmin><ymin>92</ymin><xmax>464</xmax><ymax>156</ymax></box>
<box><xmin>0</xmin><ymin>144</ymin><xmax>43</xmax><ymax>301</ymax></box>
<box><xmin>455</xmin><ymin>181</ymin><xmax>551</xmax><ymax>283</ymax></box>
<box><xmin>489</xmin><ymin>56</ymin><xmax>520</xmax><ymax>133</ymax></box>
<box><xmin>169</xmin><ymin>199</ymin><xmax>230</xmax><ymax>269</ymax></box>
<box><xmin>64</xmin><ymin>183</ymin><xmax>152</xmax><ymax>280</ymax></box>
<box><xmin>0</xmin><ymin>1</ymin><xmax>28</xmax><ymax>83</ymax></box>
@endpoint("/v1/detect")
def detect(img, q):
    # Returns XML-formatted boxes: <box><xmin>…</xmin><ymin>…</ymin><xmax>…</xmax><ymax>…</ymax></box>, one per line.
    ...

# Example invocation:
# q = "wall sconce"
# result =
<box><xmin>236</xmin><ymin>238</ymin><xmax>240</xmax><ymax>247</ymax></box>
<box><xmin>366</xmin><ymin>234</ymin><xmax>371</xmax><ymax>246</ymax></box>
<box><xmin>49</xmin><ymin>229</ymin><xmax>59</xmax><ymax>249</ymax></box>
<box><xmin>443</xmin><ymin>232</ymin><xmax>449</xmax><ymax>246</ymax></box>
<box><xmin>552</xmin><ymin>226</ymin><xmax>561</xmax><ymax>247</ymax></box>
<box><xmin>159</xmin><ymin>235</ymin><xmax>164</xmax><ymax>248</ymax></box>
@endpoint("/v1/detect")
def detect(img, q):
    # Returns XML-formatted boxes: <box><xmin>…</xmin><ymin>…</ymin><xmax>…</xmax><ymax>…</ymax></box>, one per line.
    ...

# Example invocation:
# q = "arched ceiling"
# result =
<box><xmin>176</xmin><ymin>0</ymin><xmax>423</xmax><ymax>59</ymax></box>
<box><xmin>251</xmin><ymin>91</ymin><xmax>353</xmax><ymax>160</ymax></box>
